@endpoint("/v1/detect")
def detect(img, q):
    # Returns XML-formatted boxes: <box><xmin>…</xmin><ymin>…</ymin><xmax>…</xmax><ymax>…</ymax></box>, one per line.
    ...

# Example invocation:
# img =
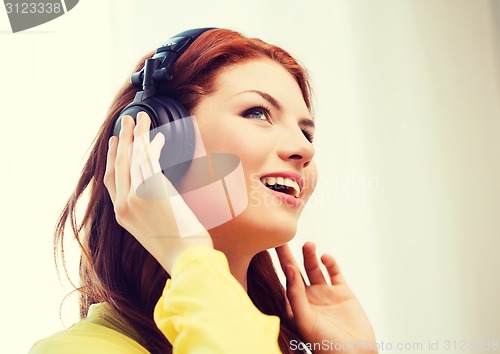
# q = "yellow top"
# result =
<box><xmin>29</xmin><ymin>246</ymin><xmax>282</xmax><ymax>353</ymax></box>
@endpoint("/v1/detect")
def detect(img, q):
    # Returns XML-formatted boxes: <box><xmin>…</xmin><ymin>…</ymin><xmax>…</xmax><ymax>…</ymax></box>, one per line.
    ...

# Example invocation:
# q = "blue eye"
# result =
<box><xmin>242</xmin><ymin>105</ymin><xmax>271</xmax><ymax>121</ymax></box>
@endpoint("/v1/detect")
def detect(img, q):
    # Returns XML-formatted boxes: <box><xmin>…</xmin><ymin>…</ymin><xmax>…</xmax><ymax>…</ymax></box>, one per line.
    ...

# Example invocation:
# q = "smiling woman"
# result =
<box><xmin>29</xmin><ymin>28</ymin><xmax>377</xmax><ymax>353</ymax></box>
<box><xmin>184</xmin><ymin>59</ymin><xmax>317</xmax><ymax>254</ymax></box>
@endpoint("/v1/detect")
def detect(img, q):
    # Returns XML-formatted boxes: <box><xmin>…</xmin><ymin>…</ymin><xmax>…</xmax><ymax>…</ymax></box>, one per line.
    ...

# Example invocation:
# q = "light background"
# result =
<box><xmin>1</xmin><ymin>0</ymin><xmax>499</xmax><ymax>353</ymax></box>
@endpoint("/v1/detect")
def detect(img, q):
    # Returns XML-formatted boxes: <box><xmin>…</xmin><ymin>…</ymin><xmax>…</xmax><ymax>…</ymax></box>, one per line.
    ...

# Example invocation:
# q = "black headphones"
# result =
<box><xmin>112</xmin><ymin>27</ymin><xmax>215</xmax><ymax>184</ymax></box>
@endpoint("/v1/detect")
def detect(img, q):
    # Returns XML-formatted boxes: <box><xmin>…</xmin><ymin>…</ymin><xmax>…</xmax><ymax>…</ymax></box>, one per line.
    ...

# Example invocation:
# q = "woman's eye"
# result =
<box><xmin>302</xmin><ymin>129</ymin><xmax>314</xmax><ymax>143</ymax></box>
<box><xmin>242</xmin><ymin>106</ymin><xmax>271</xmax><ymax>121</ymax></box>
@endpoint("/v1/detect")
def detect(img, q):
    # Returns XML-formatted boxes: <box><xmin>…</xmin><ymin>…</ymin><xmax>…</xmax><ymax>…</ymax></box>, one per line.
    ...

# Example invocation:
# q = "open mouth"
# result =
<box><xmin>260</xmin><ymin>176</ymin><xmax>301</xmax><ymax>198</ymax></box>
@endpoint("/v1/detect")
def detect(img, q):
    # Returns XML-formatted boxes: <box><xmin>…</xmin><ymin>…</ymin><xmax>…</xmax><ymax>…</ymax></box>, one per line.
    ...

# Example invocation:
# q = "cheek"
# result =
<box><xmin>197</xmin><ymin>115</ymin><xmax>265</xmax><ymax>157</ymax></box>
<box><xmin>193</xmin><ymin>115</ymin><xmax>272</xmax><ymax>200</ymax></box>
<box><xmin>196</xmin><ymin>116</ymin><xmax>234</xmax><ymax>152</ymax></box>
<box><xmin>177</xmin><ymin>153</ymin><xmax>249</xmax><ymax>230</ymax></box>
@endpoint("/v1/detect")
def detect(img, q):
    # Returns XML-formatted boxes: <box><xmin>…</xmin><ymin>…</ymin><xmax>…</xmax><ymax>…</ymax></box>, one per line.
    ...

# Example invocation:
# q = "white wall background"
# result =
<box><xmin>1</xmin><ymin>0</ymin><xmax>499</xmax><ymax>353</ymax></box>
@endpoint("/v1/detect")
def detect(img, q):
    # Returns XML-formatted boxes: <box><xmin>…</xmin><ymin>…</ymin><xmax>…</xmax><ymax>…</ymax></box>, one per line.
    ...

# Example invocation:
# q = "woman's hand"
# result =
<box><xmin>104</xmin><ymin>112</ymin><xmax>212</xmax><ymax>273</ymax></box>
<box><xmin>276</xmin><ymin>243</ymin><xmax>377</xmax><ymax>354</ymax></box>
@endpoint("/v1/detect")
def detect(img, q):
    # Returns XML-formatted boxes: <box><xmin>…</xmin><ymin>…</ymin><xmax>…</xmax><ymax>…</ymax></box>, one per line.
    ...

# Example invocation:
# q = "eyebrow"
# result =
<box><xmin>239</xmin><ymin>90</ymin><xmax>315</xmax><ymax>128</ymax></box>
<box><xmin>243</xmin><ymin>90</ymin><xmax>282</xmax><ymax>111</ymax></box>
<box><xmin>299</xmin><ymin>118</ymin><xmax>315</xmax><ymax>129</ymax></box>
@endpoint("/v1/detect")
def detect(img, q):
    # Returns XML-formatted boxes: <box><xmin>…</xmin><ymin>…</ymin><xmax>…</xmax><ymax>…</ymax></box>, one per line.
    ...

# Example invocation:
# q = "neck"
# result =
<box><xmin>226</xmin><ymin>252</ymin><xmax>253</xmax><ymax>292</ymax></box>
<box><xmin>213</xmin><ymin>240</ymin><xmax>255</xmax><ymax>292</ymax></box>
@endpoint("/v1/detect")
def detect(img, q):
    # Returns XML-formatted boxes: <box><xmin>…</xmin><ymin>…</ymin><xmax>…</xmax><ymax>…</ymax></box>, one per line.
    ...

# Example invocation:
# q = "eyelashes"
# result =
<box><xmin>241</xmin><ymin>105</ymin><xmax>314</xmax><ymax>143</ymax></box>
<box><xmin>301</xmin><ymin>129</ymin><xmax>314</xmax><ymax>143</ymax></box>
<box><xmin>241</xmin><ymin>104</ymin><xmax>271</xmax><ymax>121</ymax></box>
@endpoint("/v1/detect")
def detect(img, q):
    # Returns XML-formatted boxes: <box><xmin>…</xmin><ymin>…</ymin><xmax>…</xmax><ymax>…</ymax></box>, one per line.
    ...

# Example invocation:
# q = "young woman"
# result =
<box><xmin>30</xmin><ymin>28</ymin><xmax>377</xmax><ymax>353</ymax></box>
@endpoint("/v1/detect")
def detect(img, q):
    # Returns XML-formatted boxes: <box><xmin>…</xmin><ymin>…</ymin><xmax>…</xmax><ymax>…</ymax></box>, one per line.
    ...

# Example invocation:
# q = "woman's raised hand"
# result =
<box><xmin>104</xmin><ymin>112</ymin><xmax>212</xmax><ymax>273</ymax></box>
<box><xmin>276</xmin><ymin>243</ymin><xmax>378</xmax><ymax>354</ymax></box>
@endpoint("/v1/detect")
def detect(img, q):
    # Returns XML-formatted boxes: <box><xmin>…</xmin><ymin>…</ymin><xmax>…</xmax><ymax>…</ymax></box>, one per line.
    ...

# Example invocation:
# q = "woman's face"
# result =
<box><xmin>179</xmin><ymin>58</ymin><xmax>317</xmax><ymax>252</ymax></box>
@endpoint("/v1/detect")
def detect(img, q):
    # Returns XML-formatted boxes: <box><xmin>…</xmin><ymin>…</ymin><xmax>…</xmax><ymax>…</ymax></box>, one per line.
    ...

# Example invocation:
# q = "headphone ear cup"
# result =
<box><xmin>151</xmin><ymin>96</ymin><xmax>195</xmax><ymax>184</ymax></box>
<box><xmin>112</xmin><ymin>96</ymin><xmax>195</xmax><ymax>185</ymax></box>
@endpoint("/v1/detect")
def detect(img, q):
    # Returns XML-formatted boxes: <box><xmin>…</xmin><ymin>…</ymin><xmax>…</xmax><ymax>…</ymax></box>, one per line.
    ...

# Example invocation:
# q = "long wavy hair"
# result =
<box><xmin>55</xmin><ymin>28</ymin><xmax>312</xmax><ymax>353</ymax></box>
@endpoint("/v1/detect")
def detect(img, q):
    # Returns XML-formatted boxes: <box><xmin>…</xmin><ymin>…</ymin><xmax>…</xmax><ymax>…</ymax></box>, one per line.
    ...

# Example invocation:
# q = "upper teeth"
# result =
<box><xmin>261</xmin><ymin>176</ymin><xmax>301</xmax><ymax>198</ymax></box>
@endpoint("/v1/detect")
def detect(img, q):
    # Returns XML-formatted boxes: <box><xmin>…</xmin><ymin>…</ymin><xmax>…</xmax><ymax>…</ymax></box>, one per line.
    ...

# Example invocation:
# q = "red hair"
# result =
<box><xmin>55</xmin><ymin>28</ymin><xmax>312</xmax><ymax>353</ymax></box>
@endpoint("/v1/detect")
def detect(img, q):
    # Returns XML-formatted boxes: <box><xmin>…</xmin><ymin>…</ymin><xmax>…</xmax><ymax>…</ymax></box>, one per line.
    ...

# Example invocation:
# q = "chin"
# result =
<box><xmin>260</xmin><ymin>222</ymin><xmax>297</xmax><ymax>249</ymax></box>
<box><xmin>209</xmin><ymin>206</ymin><xmax>298</xmax><ymax>253</ymax></box>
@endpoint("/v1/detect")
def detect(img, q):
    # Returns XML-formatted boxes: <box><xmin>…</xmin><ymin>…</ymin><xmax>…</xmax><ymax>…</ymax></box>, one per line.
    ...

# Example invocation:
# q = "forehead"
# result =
<box><xmin>211</xmin><ymin>59</ymin><xmax>310</xmax><ymax>114</ymax></box>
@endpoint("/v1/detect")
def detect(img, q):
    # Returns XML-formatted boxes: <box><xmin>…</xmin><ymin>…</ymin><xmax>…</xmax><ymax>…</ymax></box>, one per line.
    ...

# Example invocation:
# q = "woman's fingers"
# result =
<box><xmin>321</xmin><ymin>253</ymin><xmax>346</xmax><ymax>285</ymax></box>
<box><xmin>114</xmin><ymin>115</ymin><xmax>134</xmax><ymax>206</ymax></box>
<box><xmin>302</xmin><ymin>242</ymin><xmax>328</xmax><ymax>285</ymax></box>
<box><xmin>147</xmin><ymin>131</ymin><xmax>165</xmax><ymax>175</ymax></box>
<box><xmin>277</xmin><ymin>243</ymin><xmax>328</xmax><ymax>286</ymax></box>
<box><xmin>276</xmin><ymin>244</ymin><xmax>301</xmax><ymax>276</ymax></box>
<box><xmin>278</xmin><ymin>244</ymin><xmax>346</xmax><ymax>286</ymax></box>
<box><xmin>131</xmin><ymin>112</ymin><xmax>151</xmax><ymax>192</ymax></box>
<box><xmin>276</xmin><ymin>243</ymin><xmax>307</xmax><ymax>287</ymax></box>
<box><xmin>276</xmin><ymin>245</ymin><xmax>310</xmax><ymax>323</ymax></box>
<box><xmin>129</xmin><ymin>112</ymin><xmax>168</xmax><ymax>200</ymax></box>
<box><xmin>104</xmin><ymin>136</ymin><xmax>118</xmax><ymax>202</ymax></box>
<box><xmin>140</xmin><ymin>130</ymin><xmax>165</xmax><ymax>183</ymax></box>
<box><xmin>283</xmin><ymin>264</ymin><xmax>311</xmax><ymax>326</ymax></box>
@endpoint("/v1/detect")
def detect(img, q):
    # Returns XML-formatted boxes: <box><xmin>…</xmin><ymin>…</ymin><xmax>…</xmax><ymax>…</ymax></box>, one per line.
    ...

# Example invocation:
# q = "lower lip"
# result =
<box><xmin>262</xmin><ymin>184</ymin><xmax>301</xmax><ymax>208</ymax></box>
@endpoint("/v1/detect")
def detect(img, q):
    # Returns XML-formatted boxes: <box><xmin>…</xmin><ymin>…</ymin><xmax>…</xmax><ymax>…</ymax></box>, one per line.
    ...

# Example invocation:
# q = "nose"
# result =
<box><xmin>277</xmin><ymin>125</ymin><xmax>315</xmax><ymax>169</ymax></box>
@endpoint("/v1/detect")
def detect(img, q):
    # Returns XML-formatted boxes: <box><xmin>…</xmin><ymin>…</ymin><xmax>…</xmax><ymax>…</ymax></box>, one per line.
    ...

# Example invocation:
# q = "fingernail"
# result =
<box><xmin>108</xmin><ymin>136</ymin><xmax>113</xmax><ymax>148</ymax></box>
<box><xmin>137</xmin><ymin>111</ymin><xmax>144</xmax><ymax>123</ymax></box>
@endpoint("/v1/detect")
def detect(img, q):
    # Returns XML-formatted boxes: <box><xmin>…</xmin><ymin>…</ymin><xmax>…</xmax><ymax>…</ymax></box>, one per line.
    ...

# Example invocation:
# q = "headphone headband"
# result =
<box><xmin>114</xmin><ymin>27</ymin><xmax>217</xmax><ymax>184</ymax></box>
<box><xmin>131</xmin><ymin>27</ymin><xmax>216</xmax><ymax>87</ymax></box>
